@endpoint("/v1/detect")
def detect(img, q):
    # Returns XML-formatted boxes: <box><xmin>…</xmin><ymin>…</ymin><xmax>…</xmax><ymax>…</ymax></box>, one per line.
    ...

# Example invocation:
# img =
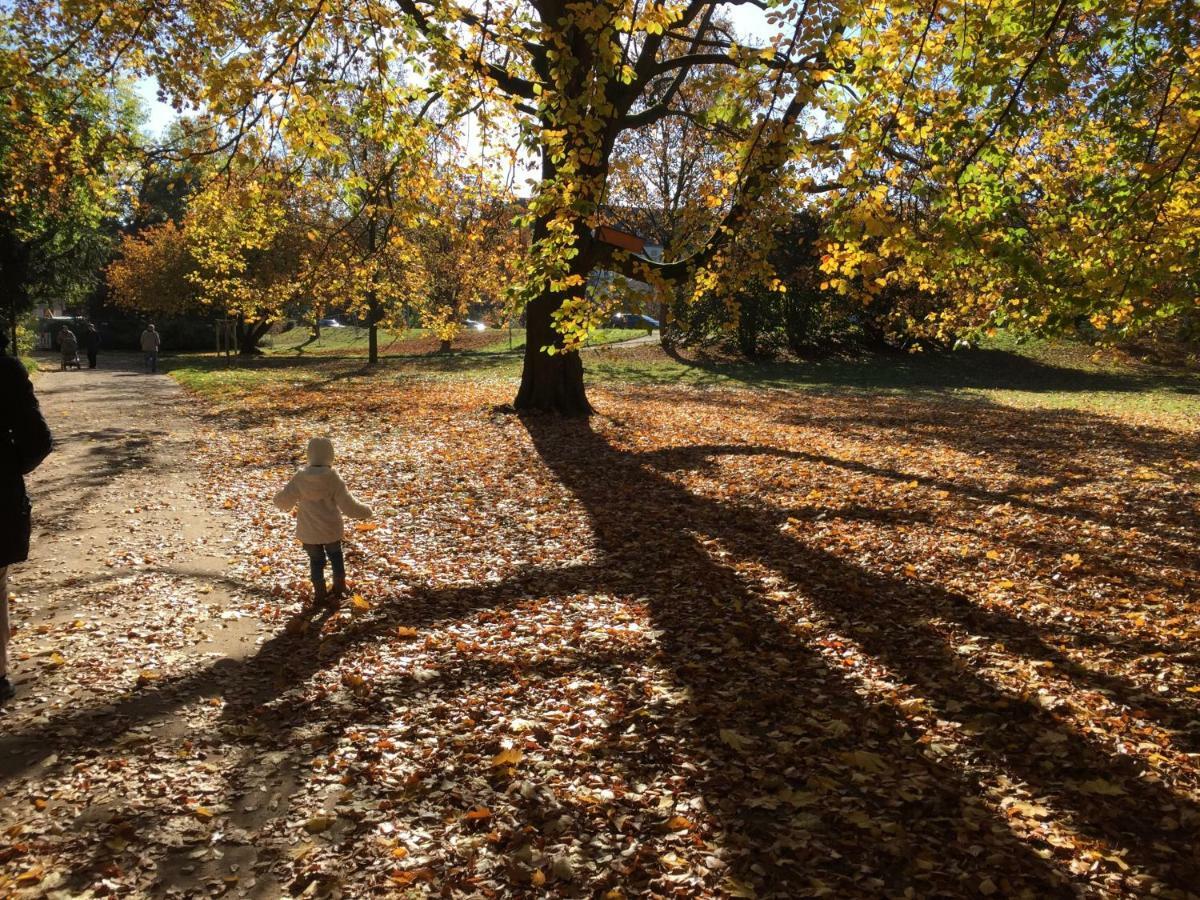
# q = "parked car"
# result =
<box><xmin>463</xmin><ymin>319</ymin><xmax>489</xmax><ymax>331</ymax></box>
<box><xmin>318</xmin><ymin>318</ymin><xmax>345</xmax><ymax>328</ymax></box>
<box><xmin>610</xmin><ymin>312</ymin><xmax>659</xmax><ymax>330</ymax></box>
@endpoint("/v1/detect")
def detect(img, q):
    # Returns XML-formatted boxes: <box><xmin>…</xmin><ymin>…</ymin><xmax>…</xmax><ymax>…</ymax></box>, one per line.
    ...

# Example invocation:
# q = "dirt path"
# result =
<box><xmin>0</xmin><ymin>354</ymin><xmax>279</xmax><ymax>896</ymax></box>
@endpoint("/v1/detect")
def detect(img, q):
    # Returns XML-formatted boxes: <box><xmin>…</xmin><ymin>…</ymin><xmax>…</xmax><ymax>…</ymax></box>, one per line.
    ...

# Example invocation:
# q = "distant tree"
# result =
<box><xmin>106</xmin><ymin>219</ymin><xmax>198</xmax><ymax>317</ymax></box>
<box><xmin>415</xmin><ymin>168</ymin><xmax>524</xmax><ymax>352</ymax></box>
<box><xmin>0</xmin><ymin>33</ymin><xmax>135</xmax><ymax>352</ymax></box>
<box><xmin>108</xmin><ymin>171</ymin><xmax>310</xmax><ymax>355</ymax></box>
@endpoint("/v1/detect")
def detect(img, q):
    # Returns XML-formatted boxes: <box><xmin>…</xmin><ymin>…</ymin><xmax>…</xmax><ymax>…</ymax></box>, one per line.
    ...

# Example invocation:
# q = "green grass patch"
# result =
<box><xmin>586</xmin><ymin>339</ymin><xmax>1200</xmax><ymax>425</ymax></box>
<box><xmin>169</xmin><ymin>334</ymin><xmax>1200</xmax><ymax>429</ymax></box>
<box><xmin>474</xmin><ymin>327</ymin><xmax>648</xmax><ymax>354</ymax></box>
<box><xmin>20</xmin><ymin>356</ymin><xmax>38</xmax><ymax>375</ymax></box>
<box><xmin>264</xmin><ymin>325</ymin><xmax>424</xmax><ymax>355</ymax></box>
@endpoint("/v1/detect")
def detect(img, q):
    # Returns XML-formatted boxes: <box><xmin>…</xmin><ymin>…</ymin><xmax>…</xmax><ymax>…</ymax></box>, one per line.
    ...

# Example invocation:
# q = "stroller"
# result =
<box><xmin>59</xmin><ymin>331</ymin><xmax>81</xmax><ymax>370</ymax></box>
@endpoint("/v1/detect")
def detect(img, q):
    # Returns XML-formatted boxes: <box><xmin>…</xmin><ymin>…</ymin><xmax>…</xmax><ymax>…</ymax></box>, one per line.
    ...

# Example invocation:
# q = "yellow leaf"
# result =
<box><xmin>391</xmin><ymin>846</ymin><xmax>409</xmax><ymax>859</ymax></box>
<box><xmin>723</xmin><ymin>877</ymin><xmax>758</xmax><ymax>899</ymax></box>
<box><xmin>305</xmin><ymin>815</ymin><xmax>336</xmax><ymax>833</ymax></box>
<box><xmin>355</xmin><ymin>522</ymin><xmax>378</xmax><ymax>533</ymax></box>
<box><xmin>16</xmin><ymin>866</ymin><xmax>43</xmax><ymax>885</ymax></box>
<box><xmin>840</xmin><ymin>750</ymin><xmax>888</xmax><ymax>774</ymax></box>
<box><xmin>490</xmin><ymin>748</ymin><xmax>524</xmax><ymax>767</ymax></box>
<box><xmin>48</xmin><ymin>651</ymin><xmax>66</xmax><ymax>667</ymax></box>
<box><xmin>193</xmin><ymin>806</ymin><xmax>214</xmax><ymax>820</ymax></box>
<box><xmin>985</xmin><ymin>550</ymin><xmax>1002</xmax><ymax>561</ymax></box>
<box><xmin>1078</xmin><ymin>778</ymin><xmax>1125</xmax><ymax>796</ymax></box>
<box><xmin>351</xmin><ymin>595</ymin><xmax>371</xmax><ymax>612</ymax></box>
<box><xmin>531</xmin><ymin>868</ymin><xmax>546</xmax><ymax>886</ymax></box>
<box><xmin>464</xmin><ymin>807</ymin><xmax>492</xmax><ymax>821</ymax></box>
<box><xmin>719</xmin><ymin>729</ymin><xmax>753</xmax><ymax>753</ymax></box>
<box><xmin>396</xmin><ymin>626</ymin><xmax>419</xmax><ymax>639</ymax></box>
<box><xmin>666</xmin><ymin>815</ymin><xmax>693</xmax><ymax>831</ymax></box>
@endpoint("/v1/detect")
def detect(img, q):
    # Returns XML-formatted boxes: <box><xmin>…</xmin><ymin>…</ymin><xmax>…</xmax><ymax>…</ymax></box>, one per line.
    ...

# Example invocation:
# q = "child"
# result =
<box><xmin>273</xmin><ymin>437</ymin><xmax>372</xmax><ymax>606</ymax></box>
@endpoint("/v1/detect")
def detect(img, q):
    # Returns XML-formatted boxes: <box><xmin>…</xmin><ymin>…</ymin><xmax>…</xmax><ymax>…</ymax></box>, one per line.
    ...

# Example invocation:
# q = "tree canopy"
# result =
<box><xmin>5</xmin><ymin>0</ymin><xmax>1197</xmax><ymax>395</ymax></box>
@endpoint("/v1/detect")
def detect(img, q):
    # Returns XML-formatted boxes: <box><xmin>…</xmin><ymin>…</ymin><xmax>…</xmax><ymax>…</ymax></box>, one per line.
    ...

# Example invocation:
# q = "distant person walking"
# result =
<box><xmin>83</xmin><ymin>323</ymin><xmax>101</xmax><ymax>369</ymax></box>
<box><xmin>0</xmin><ymin>332</ymin><xmax>54</xmax><ymax>703</ymax></box>
<box><xmin>273</xmin><ymin>437</ymin><xmax>372</xmax><ymax>607</ymax></box>
<box><xmin>141</xmin><ymin>324</ymin><xmax>161</xmax><ymax>374</ymax></box>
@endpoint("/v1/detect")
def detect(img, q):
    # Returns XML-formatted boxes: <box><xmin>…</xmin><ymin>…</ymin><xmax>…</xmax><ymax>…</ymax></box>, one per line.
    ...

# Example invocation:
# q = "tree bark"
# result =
<box><xmin>515</xmin><ymin>285</ymin><xmax>593</xmax><ymax>416</ymax></box>
<box><xmin>514</xmin><ymin>154</ymin><xmax>595</xmax><ymax>416</ymax></box>
<box><xmin>366</xmin><ymin>219</ymin><xmax>381</xmax><ymax>365</ymax></box>
<box><xmin>238</xmin><ymin>319</ymin><xmax>271</xmax><ymax>355</ymax></box>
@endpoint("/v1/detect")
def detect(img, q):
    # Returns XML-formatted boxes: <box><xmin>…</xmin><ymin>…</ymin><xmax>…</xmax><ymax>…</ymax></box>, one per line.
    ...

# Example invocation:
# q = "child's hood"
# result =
<box><xmin>307</xmin><ymin>437</ymin><xmax>335</xmax><ymax>466</ymax></box>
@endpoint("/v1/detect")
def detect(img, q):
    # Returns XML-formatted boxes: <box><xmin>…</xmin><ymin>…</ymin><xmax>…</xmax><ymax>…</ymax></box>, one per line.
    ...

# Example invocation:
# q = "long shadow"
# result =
<box><xmin>640</xmin><ymin>440</ymin><xmax>1195</xmax><ymax>597</ymax></box>
<box><xmin>638</xmin><ymin>444</ymin><xmax>1200</xmax><ymax>740</ymax></box>
<box><xmin>654</xmin><ymin>346</ymin><xmax>1200</xmax><ymax>395</ymax></box>
<box><xmin>0</xmin><ymin>563</ymin><xmax>600</xmax><ymax>781</ymax></box>
<box><xmin>522</xmin><ymin>414</ymin><xmax>1200</xmax><ymax>892</ymax></box>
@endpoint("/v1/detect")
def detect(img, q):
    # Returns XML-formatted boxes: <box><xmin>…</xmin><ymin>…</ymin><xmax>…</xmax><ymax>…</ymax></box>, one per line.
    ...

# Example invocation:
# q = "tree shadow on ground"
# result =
<box><xmin>611</xmin><ymin>346</ymin><xmax>1200</xmax><ymax>395</ymax></box>
<box><xmin>520</xmin><ymin>413</ymin><xmax>1199</xmax><ymax>894</ymax></box>
<box><xmin>5</xmin><ymin>380</ymin><xmax>1197</xmax><ymax>894</ymax></box>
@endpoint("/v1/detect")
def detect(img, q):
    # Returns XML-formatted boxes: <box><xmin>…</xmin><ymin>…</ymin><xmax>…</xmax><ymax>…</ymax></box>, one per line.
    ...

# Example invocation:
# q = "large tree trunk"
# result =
<box><xmin>514</xmin><ymin>286</ymin><xmax>592</xmax><ymax>415</ymax></box>
<box><xmin>238</xmin><ymin>319</ymin><xmax>271</xmax><ymax>356</ymax></box>
<box><xmin>514</xmin><ymin>155</ymin><xmax>595</xmax><ymax>416</ymax></box>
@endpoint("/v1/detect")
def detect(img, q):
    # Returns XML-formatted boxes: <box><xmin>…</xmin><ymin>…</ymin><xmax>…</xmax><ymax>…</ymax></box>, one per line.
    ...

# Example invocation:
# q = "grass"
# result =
<box><xmin>261</xmin><ymin>325</ymin><xmax>647</xmax><ymax>357</ymax></box>
<box><xmin>264</xmin><ymin>325</ymin><xmax>423</xmax><ymax>355</ymax></box>
<box><xmin>20</xmin><ymin>356</ymin><xmax>38</xmax><ymax>374</ymax></box>
<box><xmin>167</xmin><ymin>334</ymin><xmax>1200</xmax><ymax>429</ymax></box>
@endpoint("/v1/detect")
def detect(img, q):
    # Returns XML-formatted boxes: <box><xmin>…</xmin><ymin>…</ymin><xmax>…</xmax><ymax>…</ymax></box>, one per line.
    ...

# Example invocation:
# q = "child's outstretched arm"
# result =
<box><xmin>333</xmin><ymin>472</ymin><xmax>372</xmax><ymax>520</ymax></box>
<box><xmin>273</xmin><ymin>476</ymin><xmax>300</xmax><ymax>512</ymax></box>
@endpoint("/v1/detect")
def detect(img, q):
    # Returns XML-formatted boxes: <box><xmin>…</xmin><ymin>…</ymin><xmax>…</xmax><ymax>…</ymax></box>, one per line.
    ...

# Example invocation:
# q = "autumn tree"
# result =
<box><xmin>8</xmin><ymin>1</ymin><xmax>840</xmax><ymax>410</ymax></box>
<box><xmin>108</xmin><ymin>170</ymin><xmax>311</xmax><ymax>355</ymax></box>
<box><xmin>0</xmin><ymin>27</ymin><xmax>136</xmax><ymax>352</ymax></box>
<box><xmin>816</xmin><ymin>0</ymin><xmax>1200</xmax><ymax>347</ymax></box>
<box><xmin>105</xmin><ymin>219</ymin><xmax>198</xmax><ymax>317</ymax></box>
<box><xmin>17</xmin><ymin>0</ymin><xmax>1200</xmax><ymax>397</ymax></box>
<box><xmin>413</xmin><ymin>166</ymin><xmax>523</xmax><ymax>352</ymax></box>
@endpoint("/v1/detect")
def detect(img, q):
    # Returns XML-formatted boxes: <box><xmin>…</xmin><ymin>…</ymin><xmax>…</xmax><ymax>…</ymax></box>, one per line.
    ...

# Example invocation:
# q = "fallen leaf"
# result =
<box><xmin>490</xmin><ymin>747</ymin><xmax>524</xmax><ymax>767</ymax></box>
<box><xmin>305</xmin><ymin>815</ymin><xmax>336</xmax><ymax>833</ymax></box>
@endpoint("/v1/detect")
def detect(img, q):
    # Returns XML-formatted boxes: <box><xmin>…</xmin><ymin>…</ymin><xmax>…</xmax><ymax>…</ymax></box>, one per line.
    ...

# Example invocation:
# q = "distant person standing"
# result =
<box><xmin>141</xmin><ymin>323</ymin><xmax>161</xmax><ymax>374</ymax></box>
<box><xmin>0</xmin><ymin>332</ymin><xmax>54</xmax><ymax>703</ymax></box>
<box><xmin>83</xmin><ymin>323</ymin><xmax>101</xmax><ymax>369</ymax></box>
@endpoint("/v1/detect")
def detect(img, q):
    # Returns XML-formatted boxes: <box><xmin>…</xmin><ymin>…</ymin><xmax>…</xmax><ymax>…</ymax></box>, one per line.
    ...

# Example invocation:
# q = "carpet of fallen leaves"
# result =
<box><xmin>3</xmin><ymin>373</ymin><xmax>1200</xmax><ymax>898</ymax></box>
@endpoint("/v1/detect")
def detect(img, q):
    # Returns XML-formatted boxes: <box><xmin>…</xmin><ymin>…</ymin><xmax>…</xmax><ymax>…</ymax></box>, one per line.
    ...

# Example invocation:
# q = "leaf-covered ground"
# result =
<box><xmin>2</xmin><ymin>349</ymin><xmax>1199</xmax><ymax>898</ymax></box>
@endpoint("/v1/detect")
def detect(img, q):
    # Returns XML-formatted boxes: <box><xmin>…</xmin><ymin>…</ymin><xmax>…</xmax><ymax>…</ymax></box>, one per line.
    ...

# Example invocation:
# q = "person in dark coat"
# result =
<box><xmin>83</xmin><ymin>323</ymin><xmax>101</xmax><ymax>369</ymax></box>
<box><xmin>0</xmin><ymin>333</ymin><xmax>53</xmax><ymax>703</ymax></box>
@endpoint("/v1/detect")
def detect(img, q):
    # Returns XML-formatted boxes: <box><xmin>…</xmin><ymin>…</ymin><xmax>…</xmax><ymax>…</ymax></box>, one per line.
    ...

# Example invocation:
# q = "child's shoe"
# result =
<box><xmin>313</xmin><ymin>582</ymin><xmax>332</xmax><ymax>608</ymax></box>
<box><xmin>0</xmin><ymin>676</ymin><xmax>15</xmax><ymax>703</ymax></box>
<box><xmin>331</xmin><ymin>578</ymin><xmax>348</xmax><ymax>598</ymax></box>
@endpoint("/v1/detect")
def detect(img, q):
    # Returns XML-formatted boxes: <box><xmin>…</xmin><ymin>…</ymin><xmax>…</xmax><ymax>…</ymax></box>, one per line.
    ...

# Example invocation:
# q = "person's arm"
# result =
<box><xmin>273</xmin><ymin>476</ymin><xmax>300</xmax><ymax>512</ymax></box>
<box><xmin>4</xmin><ymin>360</ymin><xmax>52</xmax><ymax>474</ymax></box>
<box><xmin>333</xmin><ymin>472</ymin><xmax>372</xmax><ymax>520</ymax></box>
